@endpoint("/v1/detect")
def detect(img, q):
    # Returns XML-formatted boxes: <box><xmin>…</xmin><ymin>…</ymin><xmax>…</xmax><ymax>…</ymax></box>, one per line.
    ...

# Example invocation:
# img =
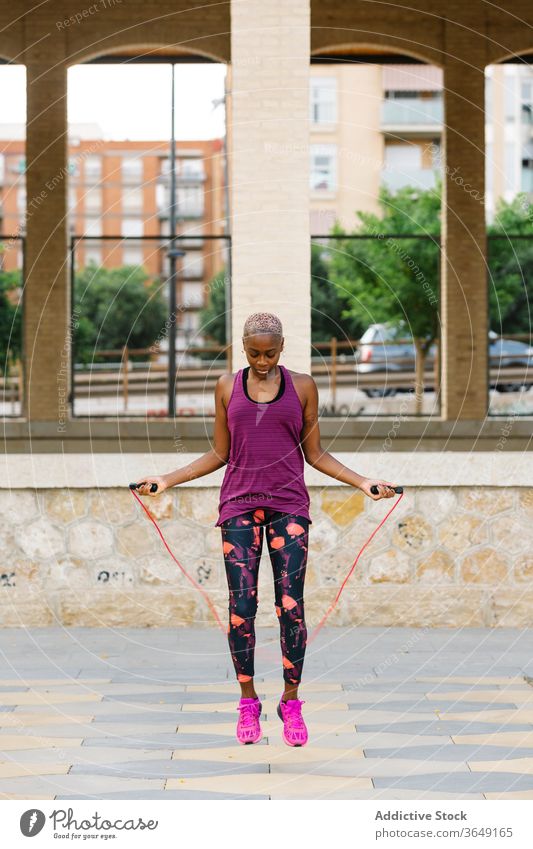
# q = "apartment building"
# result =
<box><xmin>309</xmin><ymin>62</ymin><xmax>533</xmax><ymax>230</ymax></box>
<box><xmin>0</xmin><ymin>124</ymin><xmax>227</xmax><ymax>340</ymax></box>
<box><xmin>486</xmin><ymin>64</ymin><xmax>533</xmax><ymax>219</ymax></box>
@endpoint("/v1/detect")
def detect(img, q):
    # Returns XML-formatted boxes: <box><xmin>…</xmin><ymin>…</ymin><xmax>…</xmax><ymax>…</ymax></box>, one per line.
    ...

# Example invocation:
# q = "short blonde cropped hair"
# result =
<box><xmin>243</xmin><ymin>312</ymin><xmax>283</xmax><ymax>340</ymax></box>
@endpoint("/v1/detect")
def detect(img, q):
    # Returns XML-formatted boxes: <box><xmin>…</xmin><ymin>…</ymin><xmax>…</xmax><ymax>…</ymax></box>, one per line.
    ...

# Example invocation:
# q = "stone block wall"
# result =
<box><xmin>1</xmin><ymin>485</ymin><xmax>532</xmax><ymax>629</ymax></box>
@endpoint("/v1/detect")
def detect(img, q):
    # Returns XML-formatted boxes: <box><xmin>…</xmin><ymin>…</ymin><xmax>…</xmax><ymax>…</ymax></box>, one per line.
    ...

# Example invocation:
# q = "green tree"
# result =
<box><xmin>0</xmin><ymin>269</ymin><xmax>22</xmax><ymax>375</ymax></box>
<box><xmin>488</xmin><ymin>194</ymin><xmax>533</xmax><ymax>335</ymax></box>
<box><xmin>198</xmin><ymin>268</ymin><xmax>228</xmax><ymax>349</ymax></box>
<box><xmin>199</xmin><ymin>256</ymin><xmax>361</xmax><ymax>361</ymax></box>
<box><xmin>328</xmin><ymin>184</ymin><xmax>441</xmax><ymax>412</ymax></box>
<box><xmin>311</xmin><ymin>242</ymin><xmax>364</xmax><ymax>346</ymax></box>
<box><xmin>74</xmin><ymin>264</ymin><xmax>167</xmax><ymax>364</ymax></box>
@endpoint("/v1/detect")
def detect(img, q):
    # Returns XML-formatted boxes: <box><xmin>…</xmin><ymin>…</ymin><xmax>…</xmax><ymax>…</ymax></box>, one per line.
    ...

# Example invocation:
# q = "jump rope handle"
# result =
<box><xmin>370</xmin><ymin>484</ymin><xmax>403</xmax><ymax>495</ymax></box>
<box><xmin>129</xmin><ymin>482</ymin><xmax>159</xmax><ymax>493</ymax></box>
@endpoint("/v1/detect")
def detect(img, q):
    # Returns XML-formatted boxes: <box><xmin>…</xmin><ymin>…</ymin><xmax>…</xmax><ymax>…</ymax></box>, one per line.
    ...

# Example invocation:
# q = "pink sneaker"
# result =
<box><xmin>277</xmin><ymin>697</ymin><xmax>308</xmax><ymax>746</ymax></box>
<box><xmin>236</xmin><ymin>697</ymin><xmax>263</xmax><ymax>744</ymax></box>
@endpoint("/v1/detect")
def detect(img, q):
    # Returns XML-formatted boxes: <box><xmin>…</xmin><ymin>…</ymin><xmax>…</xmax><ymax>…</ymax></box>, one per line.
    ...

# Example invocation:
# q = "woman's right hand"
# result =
<box><xmin>132</xmin><ymin>475</ymin><xmax>169</xmax><ymax>497</ymax></box>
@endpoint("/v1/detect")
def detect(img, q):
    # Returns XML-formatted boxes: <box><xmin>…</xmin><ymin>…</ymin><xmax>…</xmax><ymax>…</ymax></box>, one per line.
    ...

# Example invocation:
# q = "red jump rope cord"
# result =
<box><xmin>130</xmin><ymin>489</ymin><xmax>226</xmax><ymax>633</ymax></box>
<box><xmin>307</xmin><ymin>491</ymin><xmax>404</xmax><ymax>644</ymax></box>
<box><xmin>130</xmin><ymin>489</ymin><xmax>404</xmax><ymax>644</ymax></box>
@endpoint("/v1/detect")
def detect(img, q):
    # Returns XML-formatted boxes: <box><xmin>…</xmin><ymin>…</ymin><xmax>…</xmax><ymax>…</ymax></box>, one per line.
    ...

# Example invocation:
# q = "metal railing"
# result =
<box><xmin>3</xmin><ymin>230</ymin><xmax>532</xmax><ymax>420</ymax></box>
<box><xmin>311</xmin><ymin>233</ymin><xmax>441</xmax><ymax>415</ymax></box>
<box><xmin>70</xmin><ymin>234</ymin><xmax>230</xmax><ymax>417</ymax></box>
<box><xmin>487</xmin><ymin>234</ymin><xmax>533</xmax><ymax>416</ymax></box>
<box><xmin>0</xmin><ymin>234</ymin><xmax>24</xmax><ymax>418</ymax></box>
<box><xmin>381</xmin><ymin>97</ymin><xmax>443</xmax><ymax>126</ymax></box>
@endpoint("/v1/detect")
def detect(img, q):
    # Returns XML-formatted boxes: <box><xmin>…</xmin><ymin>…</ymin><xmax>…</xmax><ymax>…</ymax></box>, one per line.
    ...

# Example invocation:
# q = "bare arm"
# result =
<box><xmin>133</xmin><ymin>374</ymin><xmax>231</xmax><ymax>496</ymax></box>
<box><xmin>299</xmin><ymin>376</ymin><xmax>397</xmax><ymax>500</ymax></box>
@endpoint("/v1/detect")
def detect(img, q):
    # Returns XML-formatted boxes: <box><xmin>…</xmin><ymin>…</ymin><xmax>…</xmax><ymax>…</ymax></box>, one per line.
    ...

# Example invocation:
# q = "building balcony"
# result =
<box><xmin>157</xmin><ymin>173</ymin><xmax>206</xmax><ymax>184</ymax></box>
<box><xmin>381</xmin><ymin>167</ymin><xmax>440</xmax><ymax>192</ymax></box>
<box><xmin>381</xmin><ymin>98</ymin><xmax>443</xmax><ymax>135</ymax></box>
<box><xmin>158</xmin><ymin>207</ymin><xmax>204</xmax><ymax>220</ymax></box>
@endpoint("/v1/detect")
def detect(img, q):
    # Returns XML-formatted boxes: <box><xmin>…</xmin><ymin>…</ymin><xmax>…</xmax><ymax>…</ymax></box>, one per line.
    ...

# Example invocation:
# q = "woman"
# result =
<box><xmin>133</xmin><ymin>311</ymin><xmax>398</xmax><ymax>748</ymax></box>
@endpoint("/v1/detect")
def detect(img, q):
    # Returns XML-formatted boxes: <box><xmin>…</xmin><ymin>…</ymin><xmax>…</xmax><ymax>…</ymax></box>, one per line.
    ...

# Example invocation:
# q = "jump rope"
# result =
<box><xmin>129</xmin><ymin>481</ymin><xmax>404</xmax><ymax>646</ymax></box>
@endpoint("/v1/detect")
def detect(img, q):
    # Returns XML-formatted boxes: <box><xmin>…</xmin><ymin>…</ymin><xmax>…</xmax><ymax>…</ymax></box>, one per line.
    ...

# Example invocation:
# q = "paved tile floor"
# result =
<box><xmin>1</xmin><ymin>626</ymin><xmax>533</xmax><ymax>799</ymax></box>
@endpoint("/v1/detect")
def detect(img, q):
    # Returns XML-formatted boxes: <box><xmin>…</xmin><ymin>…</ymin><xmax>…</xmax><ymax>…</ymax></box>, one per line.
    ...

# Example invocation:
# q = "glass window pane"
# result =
<box><xmin>121</xmin><ymin>219</ymin><xmax>143</xmax><ymax>237</ymax></box>
<box><xmin>84</xmin><ymin>187</ymin><xmax>102</xmax><ymax>212</ymax></box>
<box><xmin>310</xmin><ymin>77</ymin><xmax>337</xmax><ymax>124</ymax></box>
<box><xmin>310</xmin><ymin>144</ymin><xmax>337</xmax><ymax>191</ymax></box>
<box><xmin>122</xmin><ymin>156</ymin><xmax>143</xmax><ymax>180</ymax></box>
<box><xmin>84</xmin><ymin>155</ymin><xmax>102</xmax><ymax>181</ymax></box>
<box><xmin>85</xmin><ymin>217</ymin><xmax>102</xmax><ymax>237</ymax></box>
<box><xmin>123</xmin><ymin>187</ymin><xmax>143</xmax><ymax>212</ymax></box>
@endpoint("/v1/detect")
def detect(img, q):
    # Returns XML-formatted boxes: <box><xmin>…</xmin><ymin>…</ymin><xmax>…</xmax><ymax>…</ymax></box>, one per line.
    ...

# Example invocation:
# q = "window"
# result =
<box><xmin>182</xmin><ymin>281</ymin><xmax>204</xmax><ymax>307</ymax></box>
<box><xmin>177</xmin><ymin>185</ymin><xmax>204</xmax><ymax>217</ymax></box>
<box><xmin>161</xmin><ymin>157</ymin><xmax>205</xmax><ymax>179</ymax></box>
<box><xmin>84</xmin><ymin>217</ymin><xmax>102</xmax><ymax>237</ymax></box>
<box><xmin>181</xmin><ymin>251</ymin><xmax>204</xmax><ymax>279</ymax></box>
<box><xmin>121</xmin><ymin>219</ymin><xmax>143</xmax><ymax>237</ymax></box>
<box><xmin>521</xmin><ymin>138</ymin><xmax>533</xmax><ymax>192</ymax></box>
<box><xmin>185</xmin><ymin>310</ymin><xmax>200</xmax><ymax>331</ymax></box>
<box><xmin>504</xmin><ymin>79</ymin><xmax>516</xmax><ymax>122</ymax></box>
<box><xmin>521</xmin><ymin>80</ymin><xmax>533</xmax><ymax>125</ymax></box>
<box><xmin>84</xmin><ymin>155</ymin><xmax>102</xmax><ymax>182</ymax></box>
<box><xmin>17</xmin><ymin>187</ymin><xmax>26</xmax><ymax>213</ymax></box>
<box><xmin>123</xmin><ymin>187</ymin><xmax>143</xmax><ymax>213</ymax></box>
<box><xmin>310</xmin><ymin>144</ymin><xmax>337</xmax><ymax>191</ymax></box>
<box><xmin>310</xmin><ymin>78</ymin><xmax>337</xmax><ymax>125</ymax></box>
<box><xmin>84</xmin><ymin>187</ymin><xmax>102</xmax><ymax>213</ymax></box>
<box><xmin>123</xmin><ymin>244</ymin><xmax>144</xmax><ymax>266</ymax></box>
<box><xmin>521</xmin><ymin>164</ymin><xmax>533</xmax><ymax>193</ymax></box>
<box><xmin>181</xmin><ymin>159</ymin><xmax>205</xmax><ymax>179</ymax></box>
<box><xmin>385</xmin><ymin>90</ymin><xmax>420</xmax><ymax>99</ymax></box>
<box><xmin>84</xmin><ymin>245</ymin><xmax>102</xmax><ymax>267</ymax></box>
<box><xmin>157</xmin><ymin>185</ymin><xmax>204</xmax><ymax>216</ymax></box>
<box><xmin>122</xmin><ymin>156</ymin><xmax>143</xmax><ymax>181</ymax></box>
<box><xmin>384</xmin><ymin>143</ymin><xmax>422</xmax><ymax>169</ymax></box>
<box><xmin>505</xmin><ymin>141</ymin><xmax>516</xmax><ymax>192</ymax></box>
<box><xmin>156</xmin><ymin>183</ymin><xmax>166</xmax><ymax>212</ymax></box>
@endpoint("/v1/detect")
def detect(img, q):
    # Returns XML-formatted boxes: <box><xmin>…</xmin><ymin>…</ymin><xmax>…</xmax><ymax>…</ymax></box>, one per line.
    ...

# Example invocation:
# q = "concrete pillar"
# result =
<box><xmin>23</xmin><ymin>62</ymin><xmax>69</xmax><ymax>423</ymax></box>
<box><xmin>230</xmin><ymin>0</ymin><xmax>311</xmax><ymax>371</ymax></box>
<box><xmin>441</xmin><ymin>59</ymin><xmax>488</xmax><ymax>420</ymax></box>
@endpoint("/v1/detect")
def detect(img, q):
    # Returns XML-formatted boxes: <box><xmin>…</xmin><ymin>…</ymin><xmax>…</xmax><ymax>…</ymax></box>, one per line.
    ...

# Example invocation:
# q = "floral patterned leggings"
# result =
<box><xmin>220</xmin><ymin>507</ymin><xmax>309</xmax><ymax>684</ymax></box>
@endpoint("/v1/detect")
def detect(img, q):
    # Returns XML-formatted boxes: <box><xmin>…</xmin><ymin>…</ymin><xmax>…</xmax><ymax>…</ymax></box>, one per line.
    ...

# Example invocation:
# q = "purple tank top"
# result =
<box><xmin>215</xmin><ymin>364</ymin><xmax>312</xmax><ymax>526</ymax></box>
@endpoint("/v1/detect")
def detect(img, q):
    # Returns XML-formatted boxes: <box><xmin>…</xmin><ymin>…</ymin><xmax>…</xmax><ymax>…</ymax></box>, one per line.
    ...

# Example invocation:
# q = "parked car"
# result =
<box><xmin>354</xmin><ymin>323</ymin><xmax>436</xmax><ymax>397</ymax></box>
<box><xmin>488</xmin><ymin>330</ymin><xmax>533</xmax><ymax>392</ymax></box>
<box><xmin>354</xmin><ymin>323</ymin><xmax>533</xmax><ymax>396</ymax></box>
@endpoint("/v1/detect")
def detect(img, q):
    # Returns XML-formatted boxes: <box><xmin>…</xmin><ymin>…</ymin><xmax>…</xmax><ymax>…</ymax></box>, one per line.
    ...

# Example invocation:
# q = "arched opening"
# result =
<box><xmin>308</xmin><ymin>45</ymin><xmax>443</xmax><ymax>417</ymax></box>
<box><xmin>66</xmin><ymin>48</ymin><xmax>229</xmax><ymax>418</ymax></box>
<box><xmin>485</xmin><ymin>53</ymin><xmax>533</xmax><ymax>416</ymax></box>
<box><xmin>0</xmin><ymin>60</ymin><xmax>26</xmax><ymax>418</ymax></box>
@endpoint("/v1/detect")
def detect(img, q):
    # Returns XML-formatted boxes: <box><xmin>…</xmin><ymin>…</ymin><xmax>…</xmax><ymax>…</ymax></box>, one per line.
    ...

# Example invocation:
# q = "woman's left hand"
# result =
<box><xmin>358</xmin><ymin>478</ymin><xmax>397</xmax><ymax>500</ymax></box>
